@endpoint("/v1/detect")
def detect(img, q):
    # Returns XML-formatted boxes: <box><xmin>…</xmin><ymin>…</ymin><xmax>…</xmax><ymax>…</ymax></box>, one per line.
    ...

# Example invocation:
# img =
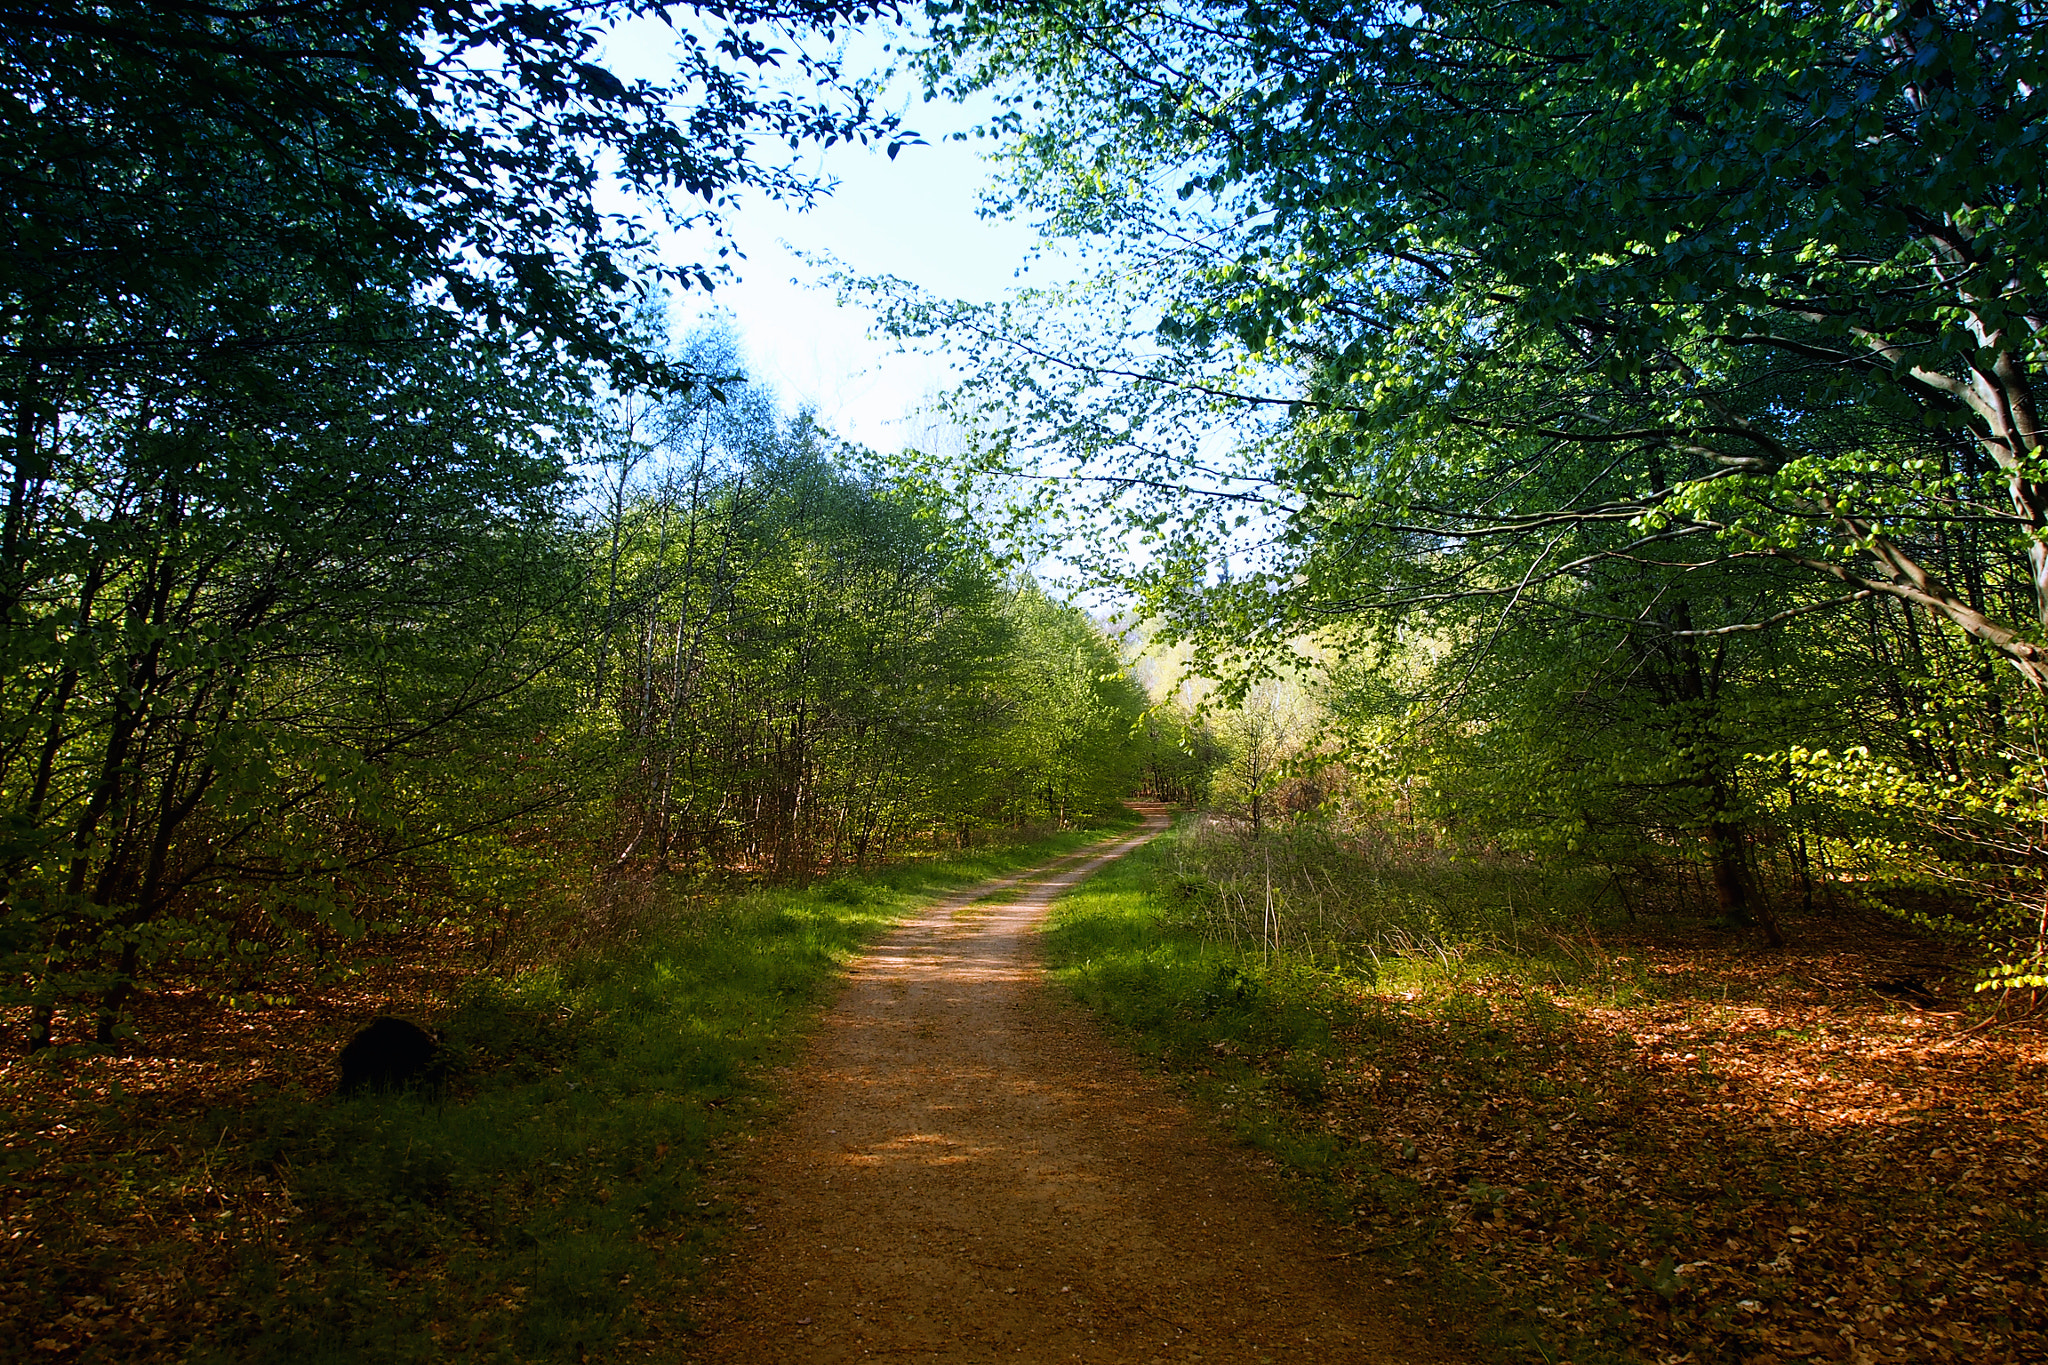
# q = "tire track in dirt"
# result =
<box><xmin>684</xmin><ymin>804</ymin><xmax>1456</xmax><ymax>1363</ymax></box>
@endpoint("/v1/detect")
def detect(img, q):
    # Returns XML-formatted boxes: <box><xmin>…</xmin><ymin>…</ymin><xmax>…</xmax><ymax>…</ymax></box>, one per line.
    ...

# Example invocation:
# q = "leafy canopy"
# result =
<box><xmin>905</xmin><ymin>0</ymin><xmax>2048</xmax><ymax>685</ymax></box>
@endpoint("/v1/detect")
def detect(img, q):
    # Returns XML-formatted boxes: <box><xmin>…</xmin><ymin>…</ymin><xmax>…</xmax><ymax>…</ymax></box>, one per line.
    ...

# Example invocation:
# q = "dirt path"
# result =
<box><xmin>684</xmin><ymin>806</ymin><xmax>1454</xmax><ymax>1363</ymax></box>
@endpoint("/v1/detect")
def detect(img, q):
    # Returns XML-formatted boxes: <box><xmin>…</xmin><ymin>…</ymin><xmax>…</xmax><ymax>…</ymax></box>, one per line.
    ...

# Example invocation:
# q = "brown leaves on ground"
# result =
<box><xmin>0</xmin><ymin>958</ymin><xmax>457</xmax><ymax>1363</ymax></box>
<box><xmin>1229</xmin><ymin>913</ymin><xmax>2046</xmax><ymax>1365</ymax></box>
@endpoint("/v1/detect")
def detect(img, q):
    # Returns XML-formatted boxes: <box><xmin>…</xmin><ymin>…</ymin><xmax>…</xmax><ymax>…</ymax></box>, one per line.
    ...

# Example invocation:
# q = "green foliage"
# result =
<box><xmin>7</xmin><ymin>0</ymin><xmax>906</xmax><ymax>388</ymax></box>
<box><xmin>1132</xmin><ymin>700</ymin><xmax>1223</xmax><ymax>806</ymax></box>
<box><xmin>1783</xmin><ymin>744</ymin><xmax>2048</xmax><ymax>987</ymax></box>
<box><xmin>1</xmin><ymin>2</ymin><xmax>916</xmax><ymax>1034</ymax></box>
<box><xmin>1202</xmin><ymin>677</ymin><xmax>1319</xmax><ymax>834</ymax></box>
<box><xmin>0</xmin><ymin>325</ymin><xmax>591</xmax><ymax>1035</ymax></box>
<box><xmin>891</xmin><ymin>1</ymin><xmax>2048</xmax><ymax>970</ymax></box>
<box><xmin>582</xmin><ymin>330</ymin><xmax>1151</xmax><ymax>880</ymax></box>
<box><xmin>918</xmin><ymin>3</ymin><xmax>2048</xmax><ymax>662</ymax></box>
<box><xmin>992</xmin><ymin>582</ymin><xmax>1151</xmax><ymax>822</ymax></box>
<box><xmin>0</xmin><ymin>3</ymin><xmax>1159</xmax><ymax>1040</ymax></box>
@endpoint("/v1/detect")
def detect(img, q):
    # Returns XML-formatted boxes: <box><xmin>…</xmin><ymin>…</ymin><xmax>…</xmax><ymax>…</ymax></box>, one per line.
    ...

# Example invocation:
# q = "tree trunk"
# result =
<box><xmin>1708</xmin><ymin>819</ymin><xmax>1783</xmax><ymax>949</ymax></box>
<box><xmin>27</xmin><ymin>1002</ymin><xmax>52</xmax><ymax>1052</ymax></box>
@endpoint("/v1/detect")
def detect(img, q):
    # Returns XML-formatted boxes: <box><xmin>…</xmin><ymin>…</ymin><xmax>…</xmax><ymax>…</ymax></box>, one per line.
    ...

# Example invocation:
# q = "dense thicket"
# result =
<box><xmin>584</xmin><ymin>341</ymin><xmax>1148</xmax><ymax>884</ymax></box>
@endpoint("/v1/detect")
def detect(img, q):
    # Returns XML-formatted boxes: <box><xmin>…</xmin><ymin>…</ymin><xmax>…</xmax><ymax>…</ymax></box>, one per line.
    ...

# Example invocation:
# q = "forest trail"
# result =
<box><xmin>683</xmin><ymin>805</ymin><xmax>1454</xmax><ymax>1364</ymax></box>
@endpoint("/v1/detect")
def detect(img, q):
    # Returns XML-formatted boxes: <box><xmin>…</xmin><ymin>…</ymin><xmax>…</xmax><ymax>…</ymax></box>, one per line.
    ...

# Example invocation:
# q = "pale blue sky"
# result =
<box><xmin>604</xmin><ymin>17</ymin><xmax>1055</xmax><ymax>451</ymax></box>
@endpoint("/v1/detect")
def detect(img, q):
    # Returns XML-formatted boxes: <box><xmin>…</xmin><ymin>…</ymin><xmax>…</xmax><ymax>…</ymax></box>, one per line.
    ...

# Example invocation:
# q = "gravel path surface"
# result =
<box><xmin>685</xmin><ymin>805</ymin><xmax>1456</xmax><ymax>1363</ymax></box>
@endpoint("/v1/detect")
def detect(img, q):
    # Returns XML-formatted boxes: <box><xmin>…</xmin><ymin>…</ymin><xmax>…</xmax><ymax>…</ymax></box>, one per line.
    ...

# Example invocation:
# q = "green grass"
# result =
<box><xmin>1037</xmin><ymin>822</ymin><xmax>1664</xmax><ymax>1358</ymax></box>
<box><xmin>1041</xmin><ymin>826</ymin><xmax>1647</xmax><ymax>1089</ymax></box>
<box><xmin>1042</xmin><ymin>834</ymin><xmax>1351</xmax><ymax>1160</ymax></box>
<box><xmin>188</xmin><ymin>809</ymin><xmax>1144</xmax><ymax>1364</ymax></box>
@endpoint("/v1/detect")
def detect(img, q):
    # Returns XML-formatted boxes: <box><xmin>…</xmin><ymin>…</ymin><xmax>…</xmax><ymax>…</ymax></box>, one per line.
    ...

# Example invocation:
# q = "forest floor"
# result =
<box><xmin>1038</xmin><ymin>838</ymin><xmax>2048</xmax><ymax>1365</ymax></box>
<box><xmin>10</xmin><ymin>813</ymin><xmax>2041</xmax><ymax>1364</ymax></box>
<box><xmin>677</xmin><ymin>801</ymin><xmax>1462</xmax><ymax>1364</ymax></box>
<box><xmin>0</xmin><ymin>815</ymin><xmax>1151</xmax><ymax>1363</ymax></box>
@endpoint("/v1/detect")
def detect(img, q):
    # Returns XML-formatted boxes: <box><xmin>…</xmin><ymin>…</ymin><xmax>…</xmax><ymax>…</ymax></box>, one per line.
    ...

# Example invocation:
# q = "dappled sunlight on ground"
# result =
<box><xmin>1156</xmin><ymin>908</ymin><xmax>2046</xmax><ymax>1365</ymax></box>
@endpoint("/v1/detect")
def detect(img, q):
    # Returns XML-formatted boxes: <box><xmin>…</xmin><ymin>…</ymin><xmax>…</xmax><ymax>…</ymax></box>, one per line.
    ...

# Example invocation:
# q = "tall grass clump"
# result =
<box><xmin>1158</xmin><ymin>813</ymin><xmax>1623</xmax><ymax>992</ymax></box>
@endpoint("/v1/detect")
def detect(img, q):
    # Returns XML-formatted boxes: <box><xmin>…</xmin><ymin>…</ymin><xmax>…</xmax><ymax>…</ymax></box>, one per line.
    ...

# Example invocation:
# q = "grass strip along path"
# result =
<box><xmin>2</xmin><ymin>812</ymin><xmax>1153</xmax><ymax>1364</ymax></box>
<box><xmin>682</xmin><ymin>802</ymin><xmax>1455</xmax><ymax>1364</ymax></box>
<box><xmin>1035</xmin><ymin>827</ymin><xmax>2048</xmax><ymax>1365</ymax></box>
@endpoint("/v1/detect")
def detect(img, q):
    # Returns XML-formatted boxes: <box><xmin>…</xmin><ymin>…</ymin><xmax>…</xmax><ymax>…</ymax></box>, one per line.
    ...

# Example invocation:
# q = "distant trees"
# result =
<box><xmin>1207</xmin><ymin>683</ymin><xmax>1303</xmax><ymax>838</ymax></box>
<box><xmin>585</xmin><ymin>338</ymin><xmax>1149</xmax><ymax>879</ymax></box>
<box><xmin>1134</xmin><ymin>706</ymin><xmax>1220</xmax><ymax>808</ymax></box>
